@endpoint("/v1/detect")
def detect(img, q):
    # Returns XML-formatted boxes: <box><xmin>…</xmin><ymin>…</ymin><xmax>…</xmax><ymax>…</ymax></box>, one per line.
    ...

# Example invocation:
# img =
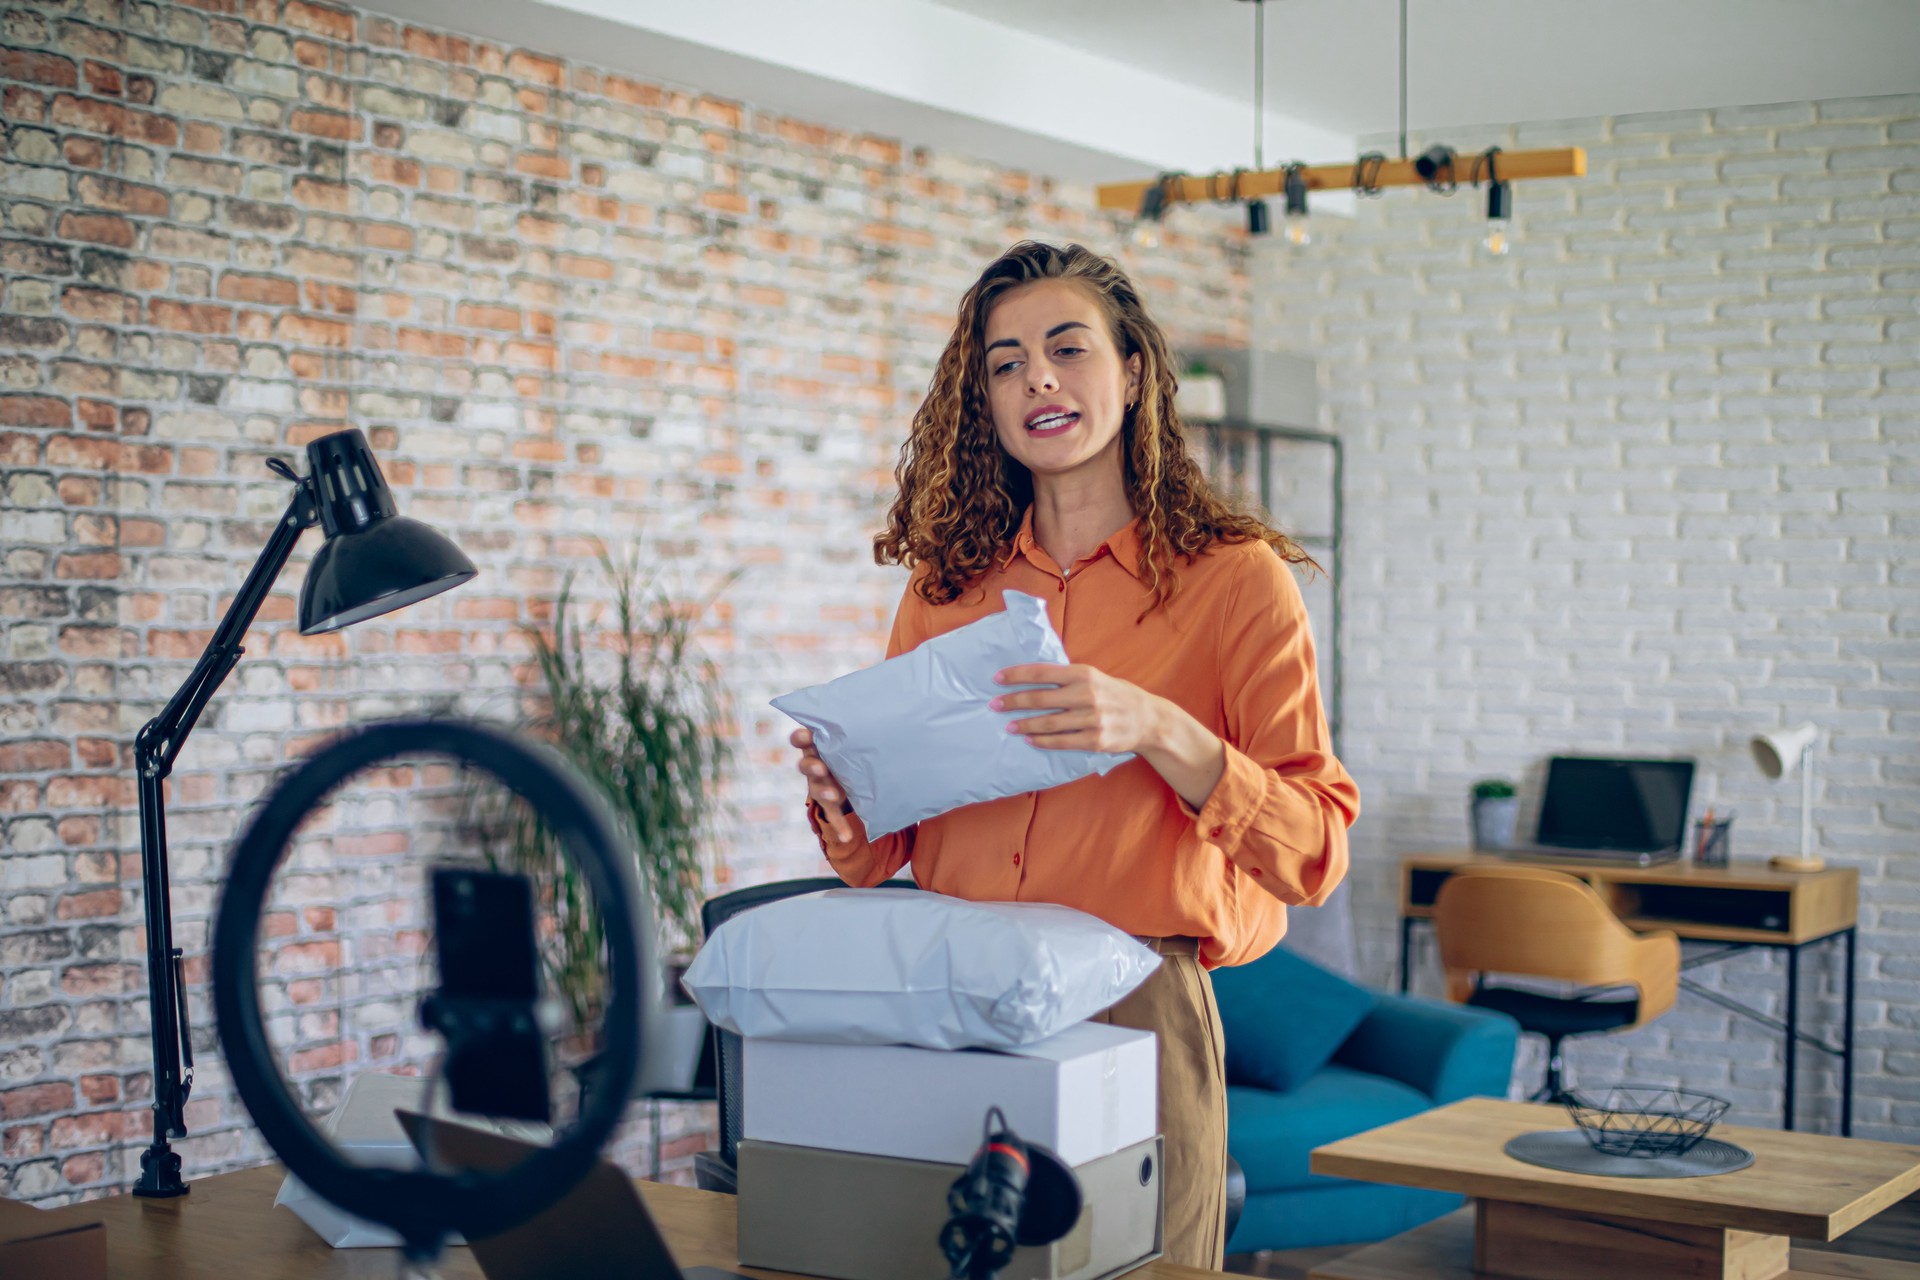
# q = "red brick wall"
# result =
<box><xmin>0</xmin><ymin>0</ymin><xmax>1250</xmax><ymax>1203</ymax></box>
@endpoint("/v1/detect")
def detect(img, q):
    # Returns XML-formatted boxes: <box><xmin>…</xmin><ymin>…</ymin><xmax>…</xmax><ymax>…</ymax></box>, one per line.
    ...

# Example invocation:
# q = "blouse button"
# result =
<box><xmin>1012</xmin><ymin>852</ymin><xmax>1022</xmax><ymax>866</ymax></box>
<box><xmin>1209</xmin><ymin>825</ymin><xmax>1224</xmax><ymax>839</ymax></box>
<box><xmin>1248</xmin><ymin>867</ymin><xmax>1263</xmax><ymax>878</ymax></box>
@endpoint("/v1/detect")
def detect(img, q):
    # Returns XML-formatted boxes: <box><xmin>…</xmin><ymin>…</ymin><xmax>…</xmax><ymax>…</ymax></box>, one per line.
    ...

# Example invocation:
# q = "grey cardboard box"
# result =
<box><xmin>737</xmin><ymin>1135</ymin><xmax>1162</xmax><ymax>1280</ymax></box>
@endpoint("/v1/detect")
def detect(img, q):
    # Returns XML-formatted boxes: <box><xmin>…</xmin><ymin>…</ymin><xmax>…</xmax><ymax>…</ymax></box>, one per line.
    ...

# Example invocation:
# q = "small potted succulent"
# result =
<box><xmin>1470</xmin><ymin>778</ymin><xmax>1520</xmax><ymax>851</ymax></box>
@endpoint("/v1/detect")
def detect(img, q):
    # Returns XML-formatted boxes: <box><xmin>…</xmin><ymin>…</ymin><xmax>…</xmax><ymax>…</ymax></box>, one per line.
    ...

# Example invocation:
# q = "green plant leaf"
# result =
<box><xmin>459</xmin><ymin>543</ymin><xmax>735</xmax><ymax>1027</ymax></box>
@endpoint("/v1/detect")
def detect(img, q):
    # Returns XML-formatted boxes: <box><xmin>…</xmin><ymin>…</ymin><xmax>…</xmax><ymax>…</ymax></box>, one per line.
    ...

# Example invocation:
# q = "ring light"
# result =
<box><xmin>213</xmin><ymin>719</ymin><xmax>651</xmax><ymax>1260</ymax></box>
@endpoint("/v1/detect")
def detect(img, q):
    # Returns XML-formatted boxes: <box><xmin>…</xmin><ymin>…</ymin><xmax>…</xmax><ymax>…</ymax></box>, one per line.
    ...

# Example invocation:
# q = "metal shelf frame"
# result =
<box><xmin>1194</xmin><ymin>417</ymin><xmax>1344</xmax><ymax>754</ymax></box>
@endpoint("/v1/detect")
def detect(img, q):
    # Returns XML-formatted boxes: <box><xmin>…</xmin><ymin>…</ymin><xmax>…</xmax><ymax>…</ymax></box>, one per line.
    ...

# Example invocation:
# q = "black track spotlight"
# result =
<box><xmin>1414</xmin><ymin>144</ymin><xmax>1458</xmax><ymax>192</ymax></box>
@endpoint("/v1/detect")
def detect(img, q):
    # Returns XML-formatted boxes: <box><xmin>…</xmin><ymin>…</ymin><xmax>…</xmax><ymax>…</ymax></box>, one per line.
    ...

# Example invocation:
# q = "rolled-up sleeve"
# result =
<box><xmin>1188</xmin><ymin>548</ymin><xmax>1358</xmax><ymax>906</ymax></box>
<box><xmin>806</xmin><ymin>575</ymin><xmax>930</xmax><ymax>886</ymax></box>
<box><xmin>807</xmin><ymin>799</ymin><xmax>914</xmax><ymax>886</ymax></box>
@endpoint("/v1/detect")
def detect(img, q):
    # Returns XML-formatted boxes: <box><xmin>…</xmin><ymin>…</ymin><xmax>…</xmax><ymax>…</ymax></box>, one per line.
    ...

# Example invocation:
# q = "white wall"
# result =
<box><xmin>1254</xmin><ymin>94</ymin><xmax>1920</xmax><ymax>1137</ymax></box>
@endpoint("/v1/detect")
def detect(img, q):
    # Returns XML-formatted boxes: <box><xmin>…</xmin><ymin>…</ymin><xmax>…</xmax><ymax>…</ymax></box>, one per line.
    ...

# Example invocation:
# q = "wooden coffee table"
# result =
<box><xmin>1307</xmin><ymin>1098</ymin><xmax>1920</xmax><ymax>1280</ymax></box>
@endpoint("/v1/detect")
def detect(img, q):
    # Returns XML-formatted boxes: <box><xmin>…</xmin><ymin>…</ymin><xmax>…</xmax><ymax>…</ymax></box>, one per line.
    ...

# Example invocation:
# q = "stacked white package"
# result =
<box><xmin>743</xmin><ymin>1019</ymin><xmax>1156</xmax><ymax>1167</ymax></box>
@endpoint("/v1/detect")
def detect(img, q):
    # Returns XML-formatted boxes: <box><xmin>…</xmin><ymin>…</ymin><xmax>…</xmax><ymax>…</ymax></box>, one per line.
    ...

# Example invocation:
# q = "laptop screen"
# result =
<box><xmin>1535</xmin><ymin>756</ymin><xmax>1695</xmax><ymax>854</ymax></box>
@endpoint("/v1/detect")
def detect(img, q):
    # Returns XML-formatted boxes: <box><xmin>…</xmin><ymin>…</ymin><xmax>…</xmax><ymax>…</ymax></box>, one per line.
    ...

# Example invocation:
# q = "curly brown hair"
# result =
<box><xmin>874</xmin><ymin>240</ymin><xmax>1316</xmax><ymax>614</ymax></box>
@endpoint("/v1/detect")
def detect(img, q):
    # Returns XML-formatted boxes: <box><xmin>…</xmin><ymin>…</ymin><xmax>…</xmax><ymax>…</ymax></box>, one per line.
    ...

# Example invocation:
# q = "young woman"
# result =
<box><xmin>791</xmin><ymin>241</ymin><xmax>1358</xmax><ymax>1268</ymax></box>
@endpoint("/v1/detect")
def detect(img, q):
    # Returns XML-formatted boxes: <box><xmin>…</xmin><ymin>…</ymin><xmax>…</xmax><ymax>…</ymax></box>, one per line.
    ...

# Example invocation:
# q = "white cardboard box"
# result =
<box><xmin>744</xmin><ymin>1020</ymin><xmax>1156</xmax><ymax>1167</ymax></box>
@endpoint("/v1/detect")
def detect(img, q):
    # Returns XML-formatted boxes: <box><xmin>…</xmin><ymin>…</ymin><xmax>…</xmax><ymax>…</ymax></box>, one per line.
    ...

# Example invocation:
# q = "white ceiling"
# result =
<box><xmin>932</xmin><ymin>0</ymin><xmax>1920</xmax><ymax>138</ymax></box>
<box><xmin>369</xmin><ymin>0</ymin><xmax>1351</xmax><ymax>180</ymax></box>
<box><xmin>368</xmin><ymin>0</ymin><xmax>1920</xmax><ymax>186</ymax></box>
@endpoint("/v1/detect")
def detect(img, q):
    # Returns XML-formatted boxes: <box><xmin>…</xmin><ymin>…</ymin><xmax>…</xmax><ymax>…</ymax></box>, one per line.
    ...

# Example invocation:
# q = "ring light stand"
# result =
<box><xmin>213</xmin><ymin>719</ymin><xmax>650</xmax><ymax>1264</ymax></box>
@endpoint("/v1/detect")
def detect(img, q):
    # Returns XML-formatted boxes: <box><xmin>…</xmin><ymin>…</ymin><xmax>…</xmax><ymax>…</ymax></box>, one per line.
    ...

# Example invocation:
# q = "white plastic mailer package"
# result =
<box><xmin>771</xmin><ymin>590</ymin><xmax>1133</xmax><ymax>837</ymax></box>
<box><xmin>683</xmin><ymin>887</ymin><xmax>1161</xmax><ymax>1051</ymax></box>
<box><xmin>743</xmin><ymin>1020</ymin><xmax>1158</xmax><ymax>1167</ymax></box>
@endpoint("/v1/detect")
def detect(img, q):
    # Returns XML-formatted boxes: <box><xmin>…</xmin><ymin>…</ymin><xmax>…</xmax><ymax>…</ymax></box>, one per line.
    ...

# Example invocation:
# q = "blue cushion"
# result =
<box><xmin>1228</xmin><ymin>1180</ymin><xmax>1465</xmax><ymax>1254</ymax></box>
<box><xmin>1332</xmin><ymin>992</ymin><xmax>1520</xmax><ymax>1105</ymax></box>
<box><xmin>1214</xmin><ymin>944</ymin><xmax>1377</xmax><ymax>1092</ymax></box>
<box><xmin>1226</xmin><ymin>1066</ymin><xmax>1432</xmax><ymax>1194</ymax></box>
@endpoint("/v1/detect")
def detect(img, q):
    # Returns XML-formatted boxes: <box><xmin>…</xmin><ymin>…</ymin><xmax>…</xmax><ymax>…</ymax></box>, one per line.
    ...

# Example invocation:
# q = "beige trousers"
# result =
<box><xmin>1091</xmin><ymin>937</ymin><xmax>1228</xmax><ymax>1271</ymax></box>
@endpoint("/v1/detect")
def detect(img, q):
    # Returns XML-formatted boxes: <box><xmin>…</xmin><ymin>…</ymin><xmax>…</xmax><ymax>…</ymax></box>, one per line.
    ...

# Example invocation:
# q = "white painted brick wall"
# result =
<box><xmin>1254</xmin><ymin>94</ymin><xmax>1920</xmax><ymax>1138</ymax></box>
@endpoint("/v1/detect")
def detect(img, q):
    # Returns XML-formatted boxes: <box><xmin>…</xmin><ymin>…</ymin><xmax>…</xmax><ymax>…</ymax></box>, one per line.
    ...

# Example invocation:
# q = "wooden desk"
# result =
<box><xmin>1308</xmin><ymin>1098</ymin><xmax>1920</xmax><ymax>1280</ymax></box>
<box><xmin>1399</xmin><ymin>852</ymin><xmax>1859</xmax><ymax>1134</ymax></box>
<box><xmin>34</xmin><ymin>1164</ymin><xmax>1225</xmax><ymax>1279</ymax></box>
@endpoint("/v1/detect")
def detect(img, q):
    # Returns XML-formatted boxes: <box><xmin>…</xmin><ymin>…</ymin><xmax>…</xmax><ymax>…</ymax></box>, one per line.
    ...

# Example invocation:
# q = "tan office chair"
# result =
<box><xmin>1431</xmin><ymin>865</ymin><xmax>1679</xmax><ymax>1101</ymax></box>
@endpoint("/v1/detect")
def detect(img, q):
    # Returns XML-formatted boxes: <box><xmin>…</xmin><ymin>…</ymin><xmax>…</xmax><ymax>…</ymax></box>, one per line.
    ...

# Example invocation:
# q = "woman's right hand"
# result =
<box><xmin>791</xmin><ymin>727</ymin><xmax>855</xmax><ymax>844</ymax></box>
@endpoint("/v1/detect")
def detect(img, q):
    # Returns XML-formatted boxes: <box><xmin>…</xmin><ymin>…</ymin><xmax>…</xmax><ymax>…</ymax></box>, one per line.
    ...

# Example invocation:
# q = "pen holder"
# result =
<box><xmin>1693</xmin><ymin>818</ymin><xmax>1732</xmax><ymax>867</ymax></box>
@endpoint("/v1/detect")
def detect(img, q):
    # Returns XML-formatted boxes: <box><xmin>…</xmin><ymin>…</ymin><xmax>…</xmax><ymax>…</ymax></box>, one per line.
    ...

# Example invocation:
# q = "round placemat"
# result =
<box><xmin>1504</xmin><ymin>1129</ymin><xmax>1754</xmax><ymax>1179</ymax></box>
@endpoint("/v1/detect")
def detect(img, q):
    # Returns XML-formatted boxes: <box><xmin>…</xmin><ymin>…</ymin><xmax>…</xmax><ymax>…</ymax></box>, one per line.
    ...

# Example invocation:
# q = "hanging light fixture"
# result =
<box><xmin>1474</xmin><ymin>147</ymin><xmax>1512</xmax><ymax>256</ymax></box>
<box><xmin>1131</xmin><ymin>171</ymin><xmax>1181</xmax><ymax>249</ymax></box>
<box><xmin>1107</xmin><ymin>1</ymin><xmax>1582</xmax><ymax>233</ymax></box>
<box><xmin>1282</xmin><ymin>162</ymin><xmax>1310</xmax><ymax>247</ymax></box>
<box><xmin>1242</xmin><ymin>0</ymin><xmax>1270</xmax><ymax>236</ymax></box>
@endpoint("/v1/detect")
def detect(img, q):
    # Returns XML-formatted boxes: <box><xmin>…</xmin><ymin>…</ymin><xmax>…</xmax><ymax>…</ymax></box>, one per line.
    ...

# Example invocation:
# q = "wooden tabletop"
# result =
<box><xmin>1309</xmin><ymin>1209</ymin><xmax>1920</xmax><ymax>1280</ymax></box>
<box><xmin>33</xmin><ymin>1163</ymin><xmax>1225</xmax><ymax>1279</ymax></box>
<box><xmin>1311</xmin><ymin>1099</ymin><xmax>1920</xmax><ymax>1241</ymax></box>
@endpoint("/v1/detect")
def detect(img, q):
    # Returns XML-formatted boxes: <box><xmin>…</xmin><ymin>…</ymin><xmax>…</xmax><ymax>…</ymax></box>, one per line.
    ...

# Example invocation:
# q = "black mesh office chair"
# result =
<box><xmin>691</xmin><ymin>876</ymin><xmax>855</xmax><ymax>1195</ymax></box>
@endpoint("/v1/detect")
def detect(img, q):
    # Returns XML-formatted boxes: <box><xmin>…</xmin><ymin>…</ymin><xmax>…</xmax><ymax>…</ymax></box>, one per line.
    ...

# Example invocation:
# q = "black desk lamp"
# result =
<box><xmin>133</xmin><ymin>429</ymin><xmax>476</xmax><ymax>1198</ymax></box>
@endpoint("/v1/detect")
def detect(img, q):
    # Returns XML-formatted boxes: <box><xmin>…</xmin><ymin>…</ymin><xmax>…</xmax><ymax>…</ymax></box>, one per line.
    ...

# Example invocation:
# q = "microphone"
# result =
<box><xmin>939</xmin><ymin>1106</ymin><xmax>1083</xmax><ymax>1280</ymax></box>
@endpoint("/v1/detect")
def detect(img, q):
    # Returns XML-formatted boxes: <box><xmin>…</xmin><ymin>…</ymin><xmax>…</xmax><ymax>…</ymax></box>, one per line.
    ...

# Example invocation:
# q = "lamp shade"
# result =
<box><xmin>1750</xmin><ymin>721</ymin><xmax>1819</xmax><ymax>780</ymax></box>
<box><xmin>296</xmin><ymin>429</ymin><xmax>476</xmax><ymax>635</ymax></box>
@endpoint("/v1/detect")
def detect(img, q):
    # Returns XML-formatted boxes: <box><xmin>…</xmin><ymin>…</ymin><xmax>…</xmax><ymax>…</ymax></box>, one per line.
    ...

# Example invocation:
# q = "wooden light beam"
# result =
<box><xmin>1095</xmin><ymin>147</ymin><xmax>1585</xmax><ymax>213</ymax></box>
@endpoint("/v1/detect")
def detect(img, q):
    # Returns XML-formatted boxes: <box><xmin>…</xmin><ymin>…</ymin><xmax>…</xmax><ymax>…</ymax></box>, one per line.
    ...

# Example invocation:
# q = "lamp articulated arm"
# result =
<box><xmin>132</xmin><ymin>427</ymin><xmax>477</xmax><ymax>1197</ymax></box>
<box><xmin>133</xmin><ymin>470</ymin><xmax>315</xmax><ymax>1198</ymax></box>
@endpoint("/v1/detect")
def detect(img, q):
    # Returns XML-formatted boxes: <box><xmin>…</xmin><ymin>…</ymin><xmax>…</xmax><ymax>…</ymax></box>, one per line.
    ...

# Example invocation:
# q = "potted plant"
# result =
<box><xmin>1470</xmin><ymin>778</ymin><xmax>1520</xmax><ymax>851</ymax></box>
<box><xmin>1174</xmin><ymin>358</ymin><xmax>1228</xmax><ymax>422</ymax></box>
<box><xmin>464</xmin><ymin>545</ymin><xmax>736</xmax><ymax>1091</ymax></box>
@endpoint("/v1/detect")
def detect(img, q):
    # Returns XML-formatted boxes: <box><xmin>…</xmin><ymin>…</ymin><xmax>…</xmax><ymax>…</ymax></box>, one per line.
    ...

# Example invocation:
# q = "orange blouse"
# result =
<box><xmin>809</xmin><ymin>510</ymin><xmax>1358</xmax><ymax>969</ymax></box>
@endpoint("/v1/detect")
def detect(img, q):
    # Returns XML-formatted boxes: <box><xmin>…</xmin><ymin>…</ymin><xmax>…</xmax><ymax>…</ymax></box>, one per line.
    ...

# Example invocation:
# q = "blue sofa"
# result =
<box><xmin>1216</xmin><ymin>953</ymin><xmax>1519</xmax><ymax>1254</ymax></box>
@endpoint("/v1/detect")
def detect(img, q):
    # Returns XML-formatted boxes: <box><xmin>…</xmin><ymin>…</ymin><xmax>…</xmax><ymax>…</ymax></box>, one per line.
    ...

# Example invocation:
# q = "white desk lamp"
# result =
<box><xmin>1750</xmin><ymin>720</ymin><xmax>1822</xmax><ymax>873</ymax></box>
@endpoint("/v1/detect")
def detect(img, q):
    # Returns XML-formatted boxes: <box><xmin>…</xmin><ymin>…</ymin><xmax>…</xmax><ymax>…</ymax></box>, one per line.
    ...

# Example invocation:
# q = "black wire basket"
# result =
<box><xmin>1563</xmin><ymin>1086</ymin><xmax>1731</xmax><ymax>1158</ymax></box>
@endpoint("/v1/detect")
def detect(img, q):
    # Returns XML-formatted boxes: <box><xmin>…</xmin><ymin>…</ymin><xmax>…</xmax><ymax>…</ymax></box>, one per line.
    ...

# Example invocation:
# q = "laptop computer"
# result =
<box><xmin>396</xmin><ymin>1110</ymin><xmax>747</xmax><ymax>1280</ymax></box>
<box><xmin>1503</xmin><ymin>755</ymin><xmax>1696</xmax><ymax>866</ymax></box>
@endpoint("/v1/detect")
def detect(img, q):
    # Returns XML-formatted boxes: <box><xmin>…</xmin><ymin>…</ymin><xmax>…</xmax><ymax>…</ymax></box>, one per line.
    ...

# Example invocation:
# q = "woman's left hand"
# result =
<box><xmin>991</xmin><ymin>663</ymin><xmax>1164</xmax><ymax>755</ymax></box>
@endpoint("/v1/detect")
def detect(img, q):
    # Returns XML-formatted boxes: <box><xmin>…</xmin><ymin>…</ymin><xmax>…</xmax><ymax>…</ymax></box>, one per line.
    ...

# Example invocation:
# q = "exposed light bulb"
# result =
<box><xmin>1132</xmin><ymin>174</ymin><xmax>1174</xmax><ymax>251</ymax></box>
<box><xmin>1281</xmin><ymin>163</ymin><xmax>1310</xmax><ymax>250</ymax></box>
<box><xmin>1483</xmin><ymin>178</ymin><xmax>1512</xmax><ymax>256</ymax></box>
